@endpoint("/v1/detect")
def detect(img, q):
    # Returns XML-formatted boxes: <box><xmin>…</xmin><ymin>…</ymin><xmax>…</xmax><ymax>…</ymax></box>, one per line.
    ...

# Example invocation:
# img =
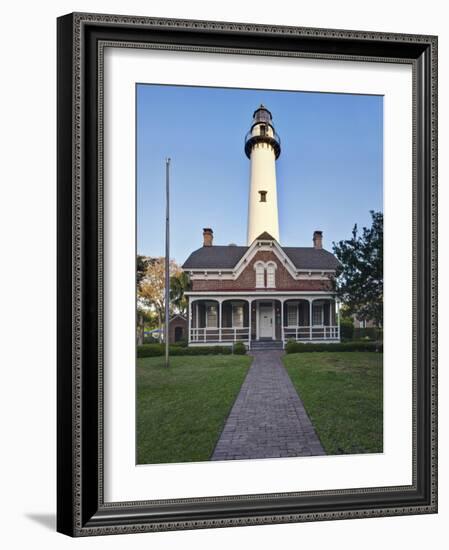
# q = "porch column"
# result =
<box><xmin>219</xmin><ymin>299</ymin><xmax>223</xmax><ymax>343</ymax></box>
<box><xmin>281</xmin><ymin>299</ymin><xmax>285</xmax><ymax>347</ymax></box>
<box><xmin>309</xmin><ymin>299</ymin><xmax>313</xmax><ymax>341</ymax></box>
<box><xmin>188</xmin><ymin>298</ymin><xmax>192</xmax><ymax>344</ymax></box>
<box><xmin>336</xmin><ymin>299</ymin><xmax>341</xmax><ymax>341</ymax></box>
<box><xmin>248</xmin><ymin>299</ymin><xmax>252</xmax><ymax>350</ymax></box>
<box><xmin>255</xmin><ymin>301</ymin><xmax>259</xmax><ymax>341</ymax></box>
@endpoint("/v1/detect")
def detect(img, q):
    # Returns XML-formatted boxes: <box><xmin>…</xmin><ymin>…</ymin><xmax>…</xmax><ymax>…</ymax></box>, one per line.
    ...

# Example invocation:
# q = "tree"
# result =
<box><xmin>136</xmin><ymin>255</ymin><xmax>150</xmax><ymax>286</ymax></box>
<box><xmin>136</xmin><ymin>306</ymin><xmax>158</xmax><ymax>345</ymax></box>
<box><xmin>332</xmin><ymin>211</ymin><xmax>383</xmax><ymax>326</ymax></box>
<box><xmin>138</xmin><ymin>257</ymin><xmax>182</xmax><ymax>328</ymax></box>
<box><xmin>170</xmin><ymin>271</ymin><xmax>190</xmax><ymax>315</ymax></box>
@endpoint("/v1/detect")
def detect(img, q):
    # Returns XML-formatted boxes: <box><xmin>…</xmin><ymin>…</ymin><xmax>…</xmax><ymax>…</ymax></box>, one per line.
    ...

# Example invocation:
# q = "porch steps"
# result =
<box><xmin>250</xmin><ymin>340</ymin><xmax>284</xmax><ymax>351</ymax></box>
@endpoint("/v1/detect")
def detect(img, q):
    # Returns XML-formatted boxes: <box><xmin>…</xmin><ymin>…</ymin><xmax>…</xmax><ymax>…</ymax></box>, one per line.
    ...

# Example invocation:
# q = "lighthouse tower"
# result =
<box><xmin>245</xmin><ymin>105</ymin><xmax>281</xmax><ymax>245</ymax></box>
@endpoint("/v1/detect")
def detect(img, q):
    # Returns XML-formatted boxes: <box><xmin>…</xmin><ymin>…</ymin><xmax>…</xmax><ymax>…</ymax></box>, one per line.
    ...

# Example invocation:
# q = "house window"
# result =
<box><xmin>312</xmin><ymin>303</ymin><xmax>324</xmax><ymax>326</ymax></box>
<box><xmin>287</xmin><ymin>304</ymin><xmax>298</xmax><ymax>326</ymax></box>
<box><xmin>232</xmin><ymin>305</ymin><xmax>244</xmax><ymax>328</ymax></box>
<box><xmin>266</xmin><ymin>263</ymin><xmax>276</xmax><ymax>288</ymax></box>
<box><xmin>255</xmin><ymin>262</ymin><xmax>265</xmax><ymax>288</ymax></box>
<box><xmin>205</xmin><ymin>303</ymin><xmax>218</xmax><ymax>328</ymax></box>
<box><xmin>259</xmin><ymin>190</ymin><xmax>267</xmax><ymax>202</ymax></box>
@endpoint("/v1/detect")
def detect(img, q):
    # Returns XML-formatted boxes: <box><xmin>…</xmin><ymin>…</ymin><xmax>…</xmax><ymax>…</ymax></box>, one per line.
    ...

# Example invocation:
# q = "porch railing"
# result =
<box><xmin>189</xmin><ymin>325</ymin><xmax>340</xmax><ymax>344</ymax></box>
<box><xmin>190</xmin><ymin>327</ymin><xmax>250</xmax><ymax>344</ymax></box>
<box><xmin>284</xmin><ymin>325</ymin><xmax>340</xmax><ymax>341</ymax></box>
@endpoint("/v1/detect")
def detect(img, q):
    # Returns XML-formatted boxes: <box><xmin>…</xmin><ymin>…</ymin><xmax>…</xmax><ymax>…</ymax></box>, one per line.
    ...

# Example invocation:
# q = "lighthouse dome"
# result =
<box><xmin>252</xmin><ymin>104</ymin><xmax>273</xmax><ymax>126</ymax></box>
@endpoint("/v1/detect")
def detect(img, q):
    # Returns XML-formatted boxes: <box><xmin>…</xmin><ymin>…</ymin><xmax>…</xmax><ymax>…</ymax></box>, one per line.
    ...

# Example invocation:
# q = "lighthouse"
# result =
<box><xmin>245</xmin><ymin>105</ymin><xmax>282</xmax><ymax>245</ymax></box>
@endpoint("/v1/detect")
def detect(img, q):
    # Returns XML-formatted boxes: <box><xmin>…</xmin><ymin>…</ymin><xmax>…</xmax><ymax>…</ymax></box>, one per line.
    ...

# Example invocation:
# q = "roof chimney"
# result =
<box><xmin>203</xmin><ymin>228</ymin><xmax>213</xmax><ymax>247</ymax></box>
<box><xmin>313</xmin><ymin>230</ymin><xmax>323</xmax><ymax>249</ymax></box>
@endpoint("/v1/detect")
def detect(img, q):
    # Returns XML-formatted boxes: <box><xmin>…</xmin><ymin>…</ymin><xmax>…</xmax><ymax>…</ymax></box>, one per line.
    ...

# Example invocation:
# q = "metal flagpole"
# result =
<box><xmin>165</xmin><ymin>158</ymin><xmax>171</xmax><ymax>368</ymax></box>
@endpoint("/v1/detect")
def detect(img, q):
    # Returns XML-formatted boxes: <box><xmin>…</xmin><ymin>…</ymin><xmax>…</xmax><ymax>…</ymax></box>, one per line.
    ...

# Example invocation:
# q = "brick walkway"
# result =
<box><xmin>211</xmin><ymin>350</ymin><xmax>325</xmax><ymax>460</ymax></box>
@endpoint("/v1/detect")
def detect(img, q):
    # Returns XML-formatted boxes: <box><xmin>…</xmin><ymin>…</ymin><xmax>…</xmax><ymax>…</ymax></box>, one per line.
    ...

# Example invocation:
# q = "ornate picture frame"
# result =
<box><xmin>57</xmin><ymin>12</ymin><xmax>437</xmax><ymax>536</ymax></box>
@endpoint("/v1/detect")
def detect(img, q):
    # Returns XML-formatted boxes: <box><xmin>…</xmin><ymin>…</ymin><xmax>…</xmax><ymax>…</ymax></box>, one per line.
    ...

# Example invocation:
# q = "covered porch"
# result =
<box><xmin>187</xmin><ymin>294</ymin><xmax>341</xmax><ymax>347</ymax></box>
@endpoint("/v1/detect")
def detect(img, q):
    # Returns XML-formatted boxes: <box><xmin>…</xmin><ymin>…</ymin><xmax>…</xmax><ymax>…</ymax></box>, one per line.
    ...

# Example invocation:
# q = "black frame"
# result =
<box><xmin>57</xmin><ymin>12</ymin><xmax>438</xmax><ymax>536</ymax></box>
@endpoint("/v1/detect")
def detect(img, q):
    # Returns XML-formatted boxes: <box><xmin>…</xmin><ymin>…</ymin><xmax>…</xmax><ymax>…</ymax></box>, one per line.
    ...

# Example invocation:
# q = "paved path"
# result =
<box><xmin>211</xmin><ymin>350</ymin><xmax>325</xmax><ymax>460</ymax></box>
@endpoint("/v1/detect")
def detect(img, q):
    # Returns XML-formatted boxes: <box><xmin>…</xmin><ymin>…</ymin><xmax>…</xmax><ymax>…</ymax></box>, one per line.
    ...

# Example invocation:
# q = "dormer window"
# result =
<box><xmin>259</xmin><ymin>190</ymin><xmax>267</xmax><ymax>202</ymax></box>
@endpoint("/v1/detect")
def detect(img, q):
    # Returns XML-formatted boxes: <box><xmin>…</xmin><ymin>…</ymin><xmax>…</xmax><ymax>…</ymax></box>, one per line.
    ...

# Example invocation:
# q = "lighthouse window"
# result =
<box><xmin>260</xmin><ymin>124</ymin><xmax>267</xmax><ymax>136</ymax></box>
<box><xmin>259</xmin><ymin>191</ymin><xmax>267</xmax><ymax>202</ymax></box>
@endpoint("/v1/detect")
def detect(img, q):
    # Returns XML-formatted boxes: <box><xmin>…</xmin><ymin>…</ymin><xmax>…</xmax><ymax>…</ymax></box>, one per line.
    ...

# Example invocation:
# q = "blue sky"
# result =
<box><xmin>137</xmin><ymin>84</ymin><xmax>383</xmax><ymax>264</ymax></box>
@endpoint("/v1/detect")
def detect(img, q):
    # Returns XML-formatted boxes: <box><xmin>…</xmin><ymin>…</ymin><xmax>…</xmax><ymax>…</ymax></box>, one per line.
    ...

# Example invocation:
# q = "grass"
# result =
<box><xmin>137</xmin><ymin>355</ymin><xmax>252</xmax><ymax>464</ymax></box>
<box><xmin>283</xmin><ymin>352</ymin><xmax>383</xmax><ymax>455</ymax></box>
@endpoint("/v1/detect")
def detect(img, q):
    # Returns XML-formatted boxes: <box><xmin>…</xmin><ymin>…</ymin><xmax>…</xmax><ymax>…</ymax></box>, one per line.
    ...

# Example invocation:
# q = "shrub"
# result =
<box><xmin>171</xmin><ymin>338</ymin><xmax>188</xmax><ymax>347</ymax></box>
<box><xmin>353</xmin><ymin>327</ymin><xmax>382</xmax><ymax>341</ymax></box>
<box><xmin>285</xmin><ymin>339</ymin><xmax>299</xmax><ymax>354</ymax></box>
<box><xmin>137</xmin><ymin>344</ymin><xmax>233</xmax><ymax>358</ymax></box>
<box><xmin>285</xmin><ymin>341</ymin><xmax>382</xmax><ymax>354</ymax></box>
<box><xmin>340</xmin><ymin>317</ymin><xmax>354</xmax><ymax>340</ymax></box>
<box><xmin>233</xmin><ymin>341</ymin><xmax>247</xmax><ymax>355</ymax></box>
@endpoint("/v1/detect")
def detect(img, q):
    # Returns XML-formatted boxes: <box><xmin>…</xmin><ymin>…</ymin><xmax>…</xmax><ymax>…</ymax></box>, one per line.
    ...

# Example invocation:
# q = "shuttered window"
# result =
<box><xmin>232</xmin><ymin>305</ymin><xmax>244</xmax><ymax>328</ymax></box>
<box><xmin>312</xmin><ymin>303</ymin><xmax>324</xmax><ymax>326</ymax></box>
<box><xmin>287</xmin><ymin>304</ymin><xmax>298</xmax><ymax>326</ymax></box>
<box><xmin>206</xmin><ymin>304</ymin><xmax>218</xmax><ymax>328</ymax></box>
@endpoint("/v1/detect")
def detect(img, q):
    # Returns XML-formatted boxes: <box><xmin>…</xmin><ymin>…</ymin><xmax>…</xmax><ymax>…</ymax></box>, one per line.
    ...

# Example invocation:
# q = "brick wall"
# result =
<box><xmin>190</xmin><ymin>250</ymin><xmax>333</xmax><ymax>292</ymax></box>
<box><xmin>168</xmin><ymin>317</ymin><xmax>187</xmax><ymax>343</ymax></box>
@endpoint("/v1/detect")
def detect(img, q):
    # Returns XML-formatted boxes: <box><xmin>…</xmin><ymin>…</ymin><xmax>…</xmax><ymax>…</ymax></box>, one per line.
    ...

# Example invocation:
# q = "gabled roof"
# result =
<box><xmin>283</xmin><ymin>247</ymin><xmax>340</xmax><ymax>270</ymax></box>
<box><xmin>182</xmin><ymin>244</ymin><xmax>339</xmax><ymax>270</ymax></box>
<box><xmin>183</xmin><ymin>246</ymin><xmax>248</xmax><ymax>269</ymax></box>
<box><xmin>256</xmin><ymin>231</ymin><xmax>276</xmax><ymax>240</ymax></box>
<box><xmin>169</xmin><ymin>314</ymin><xmax>187</xmax><ymax>322</ymax></box>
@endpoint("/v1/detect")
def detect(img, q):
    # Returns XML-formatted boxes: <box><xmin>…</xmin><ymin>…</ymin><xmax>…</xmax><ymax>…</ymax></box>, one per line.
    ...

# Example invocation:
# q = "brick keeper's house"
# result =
<box><xmin>182</xmin><ymin>105</ymin><xmax>341</xmax><ymax>350</ymax></box>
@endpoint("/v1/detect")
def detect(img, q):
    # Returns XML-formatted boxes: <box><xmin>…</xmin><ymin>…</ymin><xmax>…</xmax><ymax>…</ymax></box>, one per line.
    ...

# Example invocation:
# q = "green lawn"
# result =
<box><xmin>283</xmin><ymin>352</ymin><xmax>383</xmax><ymax>455</ymax></box>
<box><xmin>137</xmin><ymin>355</ymin><xmax>251</xmax><ymax>464</ymax></box>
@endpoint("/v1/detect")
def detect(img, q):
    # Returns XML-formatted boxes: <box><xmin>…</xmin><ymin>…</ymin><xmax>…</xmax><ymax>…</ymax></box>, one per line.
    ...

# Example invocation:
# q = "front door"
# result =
<box><xmin>259</xmin><ymin>305</ymin><xmax>273</xmax><ymax>339</ymax></box>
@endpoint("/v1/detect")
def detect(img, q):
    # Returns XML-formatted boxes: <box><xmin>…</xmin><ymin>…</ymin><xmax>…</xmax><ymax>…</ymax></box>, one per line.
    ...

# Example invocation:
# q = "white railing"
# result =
<box><xmin>190</xmin><ymin>327</ymin><xmax>250</xmax><ymax>344</ymax></box>
<box><xmin>283</xmin><ymin>325</ymin><xmax>340</xmax><ymax>341</ymax></box>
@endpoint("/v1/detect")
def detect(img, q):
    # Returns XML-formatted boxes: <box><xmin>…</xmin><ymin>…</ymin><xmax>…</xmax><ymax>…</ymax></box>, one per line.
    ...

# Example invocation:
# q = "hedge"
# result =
<box><xmin>137</xmin><ymin>343</ymin><xmax>233</xmax><ymax>358</ymax></box>
<box><xmin>285</xmin><ymin>341</ymin><xmax>382</xmax><ymax>354</ymax></box>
